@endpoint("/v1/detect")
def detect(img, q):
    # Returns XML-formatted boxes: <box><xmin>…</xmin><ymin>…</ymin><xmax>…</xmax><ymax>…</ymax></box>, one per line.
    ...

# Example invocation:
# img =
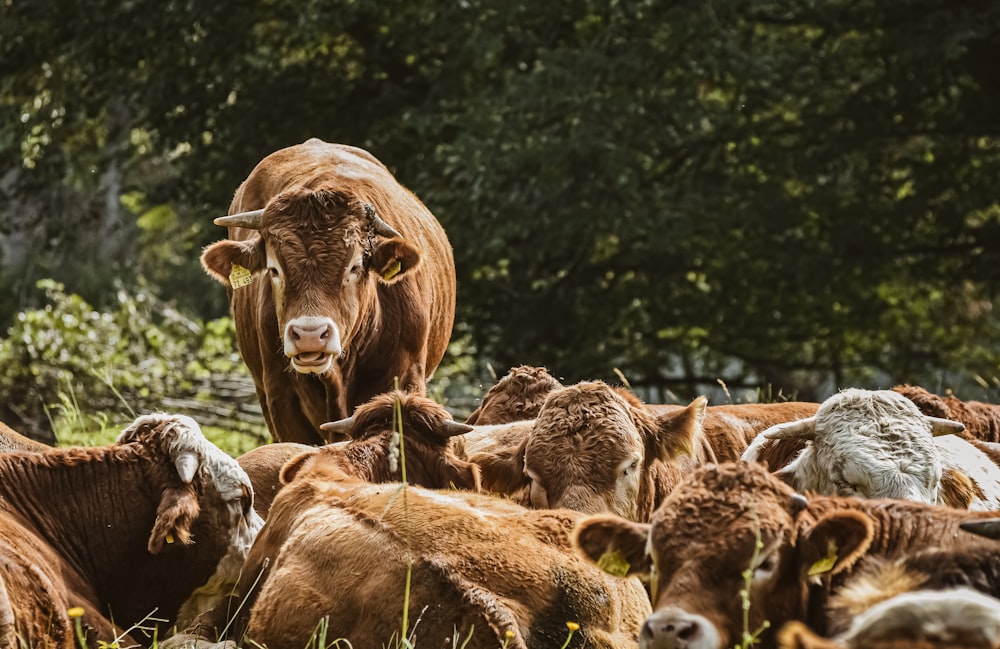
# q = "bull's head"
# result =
<box><xmin>201</xmin><ymin>188</ymin><xmax>421</xmax><ymax>375</ymax></box>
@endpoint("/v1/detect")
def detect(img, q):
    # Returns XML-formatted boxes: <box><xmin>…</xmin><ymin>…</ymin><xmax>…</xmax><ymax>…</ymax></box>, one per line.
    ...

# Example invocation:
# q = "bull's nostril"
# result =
<box><xmin>640</xmin><ymin>620</ymin><xmax>655</xmax><ymax>639</ymax></box>
<box><xmin>320</xmin><ymin>326</ymin><xmax>331</xmax><ymax>341</ymax></box>
<box><xmin>676</xmin><ymin>621</ymin><xmax>698</xmax><ymax>641</ymax></box>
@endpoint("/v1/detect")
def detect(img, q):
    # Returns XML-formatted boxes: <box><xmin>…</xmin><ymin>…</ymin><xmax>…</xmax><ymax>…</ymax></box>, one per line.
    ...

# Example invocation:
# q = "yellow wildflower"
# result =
<box><xmin>67</xmin><ymin>607</ymin><xmax>85</xmax><ymax>618</ymax></box>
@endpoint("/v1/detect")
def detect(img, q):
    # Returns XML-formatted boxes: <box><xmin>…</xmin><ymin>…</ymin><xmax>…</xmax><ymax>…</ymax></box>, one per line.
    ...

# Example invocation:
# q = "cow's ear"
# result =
<box><xmin>468</xmin><ymin>439</ymin><xmax>529</xmax><ymax>494</ymax></box>
<box><xmin>279</xmin><ymin>449</ymin><xmax>320</xmax><ymax>485</ymax></box>
<box><xmin>148</xmin><ymin>484</ymin><xmax>200</xmax><ymax>554</ymax></box>
<box><xmin>201</xmin><ymin>238</ymin><xmax>266</xmax><ymax>286</ymax></box>
<box><xmin>651</xmin><ymin>396</ymin><xmax>707</xmax><ymax>461</ymax></box>
<box><xmin>370</xmin><ymin>238</ymin><xmax>421</xmax><ymax>283</ymax></box>
<box><xmin>574</xmin><ymin>514</ymin><xmax>652</xmax><ymax>578</ymax></box>
<box><xmin>798</xmin><ymin>510</ymin><xmax>874</xmax><ymax>579</ymax></box>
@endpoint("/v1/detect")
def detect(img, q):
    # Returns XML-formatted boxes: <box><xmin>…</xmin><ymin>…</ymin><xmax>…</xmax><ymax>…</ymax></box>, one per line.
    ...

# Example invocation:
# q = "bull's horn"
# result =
<box><xmin>790</xmin><ymin>493</ymin><xmax>810</xmax><ymax>514</ymax></box>
<box><xmin>927</xmin><ymin>416</ymin><xmax>965</xmax><ymax>436</ymax></box>
<box><xmin>441</xmin><ymin>420</ymin><xmax>475</xmax><ymax>438</ymax></box>
<box><xmin>320</xmin><ymin>416</ymin><xmax>356</xmax><ymax>436</ymax></box>
<box><xmin>214</xmin><ymin>208</ymin><xmax>265</xmax><ymax>229</ymax></box>
<box><xmin>960</xmin><ymin>518</ymin><xmax>1000</xmax><ymax>540</ymax></box>
<box><xmin>763</xmin><ymin>416</ymin><xmax>818</xmax><ymax>441</ymax></box>
<box><xmin>364</xmin><ymin>203</ymin><xmax>402</xmax><ymax>239</ymax></box>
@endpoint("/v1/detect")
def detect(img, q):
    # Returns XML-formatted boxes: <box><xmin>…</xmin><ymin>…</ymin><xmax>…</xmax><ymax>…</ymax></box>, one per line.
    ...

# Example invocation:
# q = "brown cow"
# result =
<box><xmin>171</xmin><ymin>457</ymin><xmax>650</xmax><ymax>649</ymax></box>
<box><xmin>0</xmin><ymin>413</ymin><xmax>262</xmax><ymax>648</ymax></box>
<box><xmin>895</xmin><ymin>384</ymin><xmax>1000</xmax><ymax>443</ymax></box>
<box><xmin>470</xmin><ymin>380</ymin><xmax>708</xmax><ymax>521</ymax></box>
<box><xmin>574</xmin><ymin>461</ymin><xmax>1000</xmax><ymax>649</ymax></box>
<box><xmin>241</xmin><ymin>390</ymin><xmax>480</xmax><ymax>517</ymax></box>
<box><xmin>201</xmin><ymin>138</ymin><xmax>457</xmax><ymax>445</ymax></box>
<box><xmin>465</xmin><ymin>365</ymin><xmax>564</xmax><ymax>425</ymax></box>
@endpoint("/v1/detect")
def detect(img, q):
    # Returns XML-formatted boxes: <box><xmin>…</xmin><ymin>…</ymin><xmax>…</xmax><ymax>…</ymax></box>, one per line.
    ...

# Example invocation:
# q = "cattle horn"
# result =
<box><xmin>320</xmin><ymin>416</ymin><xmax>355</xmax><ymax>436</ymax></box>
<box><xmin>960</xmin><ymin>518</ymin><xmax>1000</xmax><ymax>540</ymax></box>
<box><xmin>441</xmin><ymin>419</ymin><xmax>475</xmax><ymax>438</ymax></box>
<box><xmin>927</xmin><ymin>416</ymin><xmax>965</xmax><ymax>436</ymax></box>
<box><xmin>174</xmin><ymin>451</ymin><xmax>200</xmax><ymax>484</ymax></box>
<box><xmin>214</xmin><ymin>208</ymin><xmax>265</xmax><ymax>229</ymax></box>
<box><xmin>763</xmin><ymin>416</ymin><xmax>818</xmax><ymax>441</ymax></box>
<box><xmin>364</xmin><ymin>203</ymin><xmax>402</xmax><ymax>239</ymax></box>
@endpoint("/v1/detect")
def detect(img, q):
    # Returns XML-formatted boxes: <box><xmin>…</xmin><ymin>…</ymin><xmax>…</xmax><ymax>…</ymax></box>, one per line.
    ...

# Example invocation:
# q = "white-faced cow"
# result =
<box><xmin>574</xmin><ymin>461</ymin><xmax>1000</xmax><ymax>649</ymax></box>
<box><xmin>168</xmin><ymin>455</ymin><xmax>650</xmax><ymax>649</ymax></box>
<box><xmin>0</xmin><ymin>413</ymin><xmax>262</xmax><ymax>648</ymax></box>
<box><xmin>742</xmin><ymin>388</ymin><xmax>1000</xmax><ymax>509</ymax></box>
<box><xmin>201</xmin><ymin>139</ymin><xmax>456</xmax><ymax>444</ymax></box>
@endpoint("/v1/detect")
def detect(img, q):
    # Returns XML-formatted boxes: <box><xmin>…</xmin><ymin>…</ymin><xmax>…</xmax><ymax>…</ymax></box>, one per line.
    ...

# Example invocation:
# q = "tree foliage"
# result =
<box><xmin>2</xmin><ymin>0</ymin><xmax>999</xmax><ymax>409</ymax></box>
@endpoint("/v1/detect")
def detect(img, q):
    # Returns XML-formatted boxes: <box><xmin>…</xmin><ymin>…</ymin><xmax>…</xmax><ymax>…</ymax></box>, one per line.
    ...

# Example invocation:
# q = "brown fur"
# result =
<box><xmin>245</xmin><ymin>391</ymin><xmax>481</xmax><ymax>516</ymax></box>
<box><xmin>471</xmin><ymin>381</ymin><xmax>707</xmax><ymax>521</ymax></box>
<box><xmin>895</xmin><ymin>384</ymin><xmax>1000</xmax><ymax>443</ymax></box>
<box><xmin>0</xmin><ymin>417</ymin><xmax>255</xmax><ymax>647</ymax></box>
<box><xmin>575</xmin><ymin>461</ymin><xmax>1000</xmax><ymax>649</ymax></box>
<box><xmin>465</xmin><ymin>365</ymin><xmax>564</xmax><ymax>425</ymax></box>
<box><xmin>201</xmin><ymin>139</ymin><xmax>456</xmax><ymax>444</ymax></box>
<box><xmin>180</xmin><ymin>461</ymin><xmax>650</xmax><ymax>649</ymax></box>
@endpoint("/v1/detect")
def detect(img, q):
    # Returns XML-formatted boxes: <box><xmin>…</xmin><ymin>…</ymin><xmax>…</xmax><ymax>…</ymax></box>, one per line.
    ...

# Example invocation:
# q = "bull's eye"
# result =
<box><xmin>753</xmin><ymin>553</ymin><xmax>777</xmax><ymax>580</ymax></box>
<box><xmin>268</xmin><ymin>266</ymin><xmax>279</xmax><ymax>279</ymax></box>
<box><xmin>344</xmin><ymin>264</ymin><xmax>363</xmax><ymax>285</ymax></box>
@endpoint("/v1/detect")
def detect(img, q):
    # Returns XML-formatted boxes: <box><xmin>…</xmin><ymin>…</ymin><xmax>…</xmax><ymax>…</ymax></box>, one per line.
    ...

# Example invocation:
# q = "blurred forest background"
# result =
<box><xmin>2</xmin><ymin>0</ymin><xmax>999</xmax><ymax>445</ymax></box>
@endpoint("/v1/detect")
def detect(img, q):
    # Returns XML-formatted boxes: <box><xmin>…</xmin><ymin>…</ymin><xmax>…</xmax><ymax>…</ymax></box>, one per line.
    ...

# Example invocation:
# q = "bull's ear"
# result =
<box><xmin>279</xmin><ymin>449</ymin><xmax>320</xmax><ymax>485</ymax></box>
<box><xmin>798</xmin><ymin>510</ymin><xmax>874</xmax><ymax>579</ymax></box>
<box><xmin>574</xmin><ymin>514</ymin><xmax>652</xmax><ymax>578</ymax></box>
<box><xmin>370</xmin><ymin>238</ymin><xmax>421</xmax><ymax>283</ymax></box>
<box><xmin>201</xmin><ymin>238</ymin><xmax>266</xmax><ymax>286</ymax></box>
<box><xmin>468</xmin><ymin>439</ymin><xmax>529</xmax><ymax>495</ymax></box>
<box><xmin>651</xmin><ymin>396</ymin><xmax>707</xmax><ymax>461</ymax></box>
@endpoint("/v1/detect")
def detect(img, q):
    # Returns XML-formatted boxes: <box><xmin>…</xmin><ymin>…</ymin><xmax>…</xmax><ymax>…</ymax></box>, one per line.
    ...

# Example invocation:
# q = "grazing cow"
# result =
<box><xmin>169</xmin><ymin>457</ymin><xmax>651</xmax><ymax>649</ymax></box>
<box><xmin>0</xmin><ymin>420</ymin><xmax>49</xmax><ymax>452</ymax></box>
<box><xmin>573</xmin><ymin>461</ymin><xmax>1000</xmax><ymax>649</ymax></box>
<box><xmin>201</xmin><ymin>138</ymin><xmax>457</xmax><ymax>445</ymax></box>
<box><xmin>470</xmin><ymin>380</ymin><xmax>708</xmax><ymax>521</ymax></box>
<box><xmin>241</xmin><ymin>390</ymin><xmax>481</xmax><ymax>518</ymax></box>
<box><xmin>895</xmin><ymin>384</ymin><xmax>1000</xmax><ymax>443</ymax></box>
<box><xmin>779</xmin><ymin>588</ymin><xmax>1000</xmax><ymax>649</ymax></box>
<box><xmin>465</xmin><ymin>365</ymin><xmax>564</xmax><ymax>425</ymax></box>
<box><xmin>0</xmin><ymin>413</ymin><xmax>262</xmax><ymax>648</ymax></box>
<box><xmin>742</xmin><ymin>388</ymin><xmax>1000</xmax><ymax>509</ymax></box>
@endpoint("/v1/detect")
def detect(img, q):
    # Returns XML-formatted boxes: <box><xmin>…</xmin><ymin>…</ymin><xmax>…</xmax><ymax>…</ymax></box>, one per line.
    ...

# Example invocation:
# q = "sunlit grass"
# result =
<box><xmin>55</xmin><ymin>421</ymin><xmax>262</xmax><ymax>458</ymax></box>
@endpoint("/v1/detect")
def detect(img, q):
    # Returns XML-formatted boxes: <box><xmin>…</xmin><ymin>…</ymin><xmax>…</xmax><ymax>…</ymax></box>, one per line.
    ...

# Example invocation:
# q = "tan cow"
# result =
<box><xmin>574</xmin><ymin>461</ymin><xmax>1000</xmax><ymax>649</ymax></box>
<box><xmin>470</xmin><ymin>380</ymin><xmax>708</xmax><ymax>521</ymax></box>
<box><xmin>0</xmin><ymin>413</ymin><xmax>262</xmax><ymax>648</ymax></box>
<box><xmin>240</xmin><ymin>390</ymin><xmax>480</xmax><ymax>517</ymax></box>
<box><xmin>0</xmin><ymin>419</ymin><xmax>49</xmax><ymax>452</ymax></box>
<box><xmin>171</xmin><ymin>456</ymin><xmax>651</xmax><ymax>649</ymax></box>
<box><xmin>201</xmin><ymin>139</ymin><xmax>457</xmax><ymax>444</ymax></box>
<box><xmin>465</xmin><ymin>364</ymin><xmax>564</xmax><ymax>425</ymax></box>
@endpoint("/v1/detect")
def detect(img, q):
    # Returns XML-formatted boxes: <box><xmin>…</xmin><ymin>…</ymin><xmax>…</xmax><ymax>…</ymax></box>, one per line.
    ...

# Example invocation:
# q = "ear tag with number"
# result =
<box><xmin>597</xmin><ymin>549</ymin><xmax>631</xmax><ymax>577</ymax></box>
<box><xmin>382</xmin><ymin>259</ymin><xmax>402</xmax><ymax>281</ymax></box>
<box><xmin>808</xmin><ymin>542</ymin><xmax>838</xmax><ymax>576</ymax></box>
<box><xmin>229</xmin><ymin>264</ymin><xmax>254</xmax><ymax>288</ymax></box>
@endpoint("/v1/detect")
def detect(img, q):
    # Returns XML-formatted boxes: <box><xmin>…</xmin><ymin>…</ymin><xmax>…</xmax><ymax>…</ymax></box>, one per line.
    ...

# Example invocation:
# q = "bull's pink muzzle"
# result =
<box><xmin>283</xmin><ymin>317</ymin><xmax>342</xmax><ymax>374</ymax></box>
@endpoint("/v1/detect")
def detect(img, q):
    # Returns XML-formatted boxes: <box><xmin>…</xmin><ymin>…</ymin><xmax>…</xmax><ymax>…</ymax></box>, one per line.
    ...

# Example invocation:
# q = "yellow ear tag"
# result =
<box><xmin>382</xmin><ymin>259</ymin><xmax>402</xmax><ymax>281</ymax></box>
<box><xmin>165</xmin><ymin>533</ymin><xmax>175</xmax><ymax>544</ymax></box>
<box><xmin>229</xmin><ymin>264</ymin><xmax>254</xmax><ymax>289</ymax></box>
<box><xmin>597</xmin><ymin>549</ymin><xmax>631</xmax><ymax>577</ymax></box>
<box><xmin>808</xmin><ymin>543</ymin><xmax>838</xmax><ymax>576</ymax></box>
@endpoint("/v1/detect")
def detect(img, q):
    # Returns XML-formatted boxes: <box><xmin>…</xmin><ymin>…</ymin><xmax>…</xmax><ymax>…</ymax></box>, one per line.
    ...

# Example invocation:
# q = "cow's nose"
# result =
<box><xmin>287</xmin><ymin>319</ymin><xmax>333</xmax><ymax>353</ymax></box>
<box><xmin>640</xmin><ymin>608</ymin><xmax>717</xmax><ymax>649</ymax></box>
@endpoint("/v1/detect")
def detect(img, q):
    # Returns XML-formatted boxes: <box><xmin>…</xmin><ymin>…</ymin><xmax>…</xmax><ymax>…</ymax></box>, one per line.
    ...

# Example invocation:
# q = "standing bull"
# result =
<box><xmin>201</xmin><ymin>139</ymin><xmax>456</xmax><ymax>444</ymax></box>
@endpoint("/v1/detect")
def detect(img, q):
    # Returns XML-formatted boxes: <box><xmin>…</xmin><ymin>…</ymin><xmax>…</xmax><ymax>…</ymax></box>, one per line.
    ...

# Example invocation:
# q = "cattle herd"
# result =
<box><xmin>8</xmin><ymin>139</ymin><xmax>1000</xmax><ymax>648</ymax></box>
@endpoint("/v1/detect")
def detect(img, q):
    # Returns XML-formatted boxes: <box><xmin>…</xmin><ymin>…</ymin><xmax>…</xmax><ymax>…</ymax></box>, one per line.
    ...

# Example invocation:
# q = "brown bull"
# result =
<box><xmin>201</xmin><ymin>139</ymin><xmax>456</xmax><ymax>444</ymax></box>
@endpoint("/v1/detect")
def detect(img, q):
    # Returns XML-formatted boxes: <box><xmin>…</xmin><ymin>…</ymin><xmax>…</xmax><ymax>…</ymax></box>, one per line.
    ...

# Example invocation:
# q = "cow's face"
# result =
<box><xmin>575</xmin><ymin>463</ymin><xmax>874</xmax><ymax>649</ymax></box>
<box><xmin>778</xmin><ymin>390</ymin><xmax>945</xmax><ymax>503</ymax></box>
<box><xmin>202</xmin><ymin>188</ymin><xmax>420</xmax><ymax>375</ymax></box>
<box><xmin>521</xmin><ymin>382</ymin><xmax>705</xmax><ymax>521</ymax></box>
